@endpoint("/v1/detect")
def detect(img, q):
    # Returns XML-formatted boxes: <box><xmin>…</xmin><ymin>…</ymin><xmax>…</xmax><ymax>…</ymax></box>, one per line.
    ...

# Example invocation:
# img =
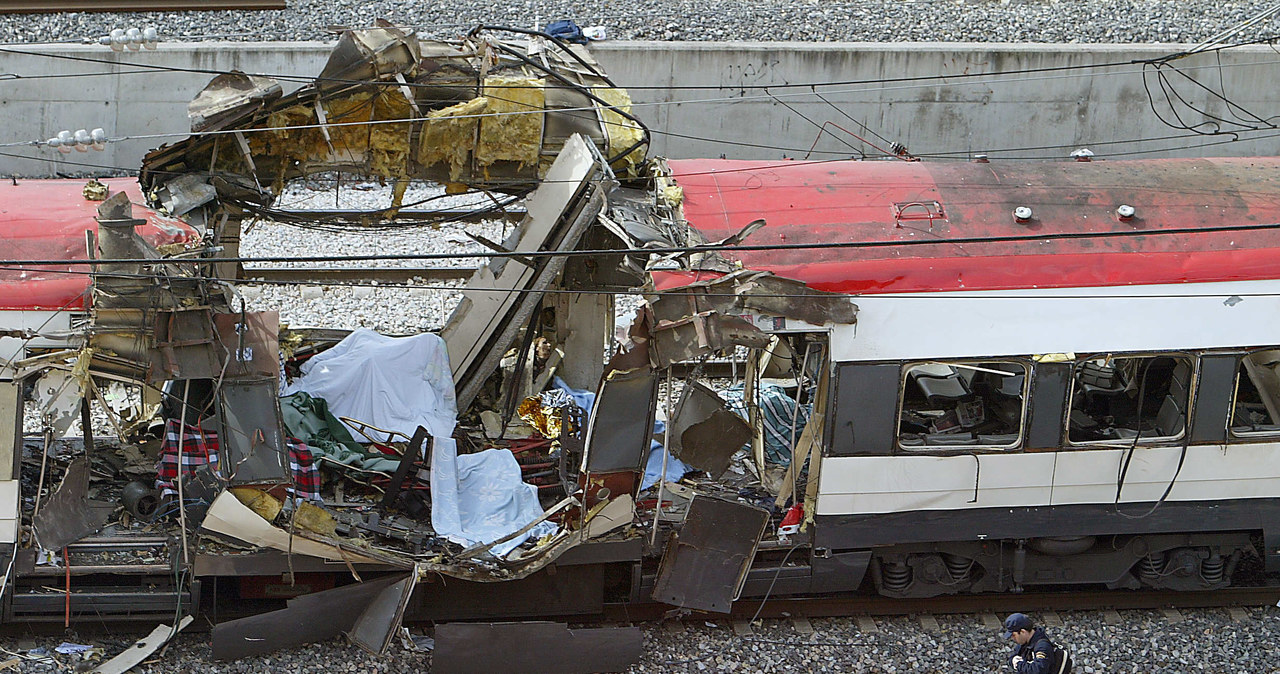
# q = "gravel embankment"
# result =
<box><xmin>3</xmin><ymin>606</ymin><xmax>1277</xmax><ymax>672</ymax></box>
<box><xmin>0</xmin><ymin>0</ymin><xmax>1276</xmax><ymax>45</ymax></box>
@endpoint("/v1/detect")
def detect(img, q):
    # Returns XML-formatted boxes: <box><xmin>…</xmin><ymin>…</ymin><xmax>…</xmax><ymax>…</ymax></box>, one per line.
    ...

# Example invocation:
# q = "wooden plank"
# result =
<box><xmin>0</xmin><ymin>0</ymin><xmax>283</xmax><ymax>11</ymax></box>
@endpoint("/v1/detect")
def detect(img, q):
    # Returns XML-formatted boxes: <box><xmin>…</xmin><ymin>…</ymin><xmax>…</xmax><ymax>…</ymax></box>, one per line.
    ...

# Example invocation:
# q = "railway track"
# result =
<box><xmin>245</xmin><ymin>266</ymin><xmax>477</xmax><ymax>283</ymax></box>
<box><xmin>1</xmin><ymin>0</ymin><xmax>284</xmax><ymax>12</ymax></box>
<box><xmin>602</xmin><ymin>586</ymin><xmax>1280</xmax><ymax>623</ymax></box>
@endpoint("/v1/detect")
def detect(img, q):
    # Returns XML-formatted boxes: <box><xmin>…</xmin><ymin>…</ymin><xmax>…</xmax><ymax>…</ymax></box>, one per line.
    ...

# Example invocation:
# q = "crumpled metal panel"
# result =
<box><xmin>33</xmin><ymin>457</ymin><xmax>112</xmax><ymax>550</ymax></box>
<box><xmin>212</xmin><ymin>572</ymin><xmax>415</xmax><ymax>660</ymax></box>
<box><xmin>582</xmin><ymin>367</ymin><xmax>658</xmax><ymax>473</ymax></box>
<box><xmin>188</xmin><ymin>72</ymin><xmax>283</xmax><ymax>132</ymax></box>
<box><xmin>151</xmin><ymin>308</ymin><xmax>219</xmax><ymax>382</ymax></box>
<box><xmin>648</xmin><ymin>311</ymin><xmax>771</xmax><ymax>368</ymax></box>
<box><xmin>318</xmin><ymin>23</ymin><xmax>419</xmax><ymax>88</ymax></box>
<box><xmin>651</xmin><ymin>495</ymin><xmax>770</xmax><ymax>614</ymax></box>
<box><xmin>668</xmin><ymin>381</ymin><xmax>751</xmax><ymax>479</ymax></box>
<box><xmin>433</xmin><ymin>622</ymin><xmax>643</xmax><ymax>674</ymax></box>
<box><xmin>649</xmin><ymin>269</ymin><xmax>857</xmax><ymax>327</ymax></box>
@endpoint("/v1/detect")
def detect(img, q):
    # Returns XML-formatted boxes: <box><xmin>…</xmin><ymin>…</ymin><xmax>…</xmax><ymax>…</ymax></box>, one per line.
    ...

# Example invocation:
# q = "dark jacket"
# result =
<box><xmin>1009</xmin><ymin>627</ymin><xmax>1058</xmax><ymax>674</ymax></box>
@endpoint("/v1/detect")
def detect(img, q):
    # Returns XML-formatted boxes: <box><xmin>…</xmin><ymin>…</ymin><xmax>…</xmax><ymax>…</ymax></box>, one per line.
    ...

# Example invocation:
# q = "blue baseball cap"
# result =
<box><xmin>1001</xmin><ymin>613</ymin><xmax>1034</xmax><ymax>638</ymax></box>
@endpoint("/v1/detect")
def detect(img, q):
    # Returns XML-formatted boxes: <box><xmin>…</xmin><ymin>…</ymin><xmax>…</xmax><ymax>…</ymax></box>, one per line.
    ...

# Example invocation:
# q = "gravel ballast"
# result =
<box><xmin>0</xmin><ymin>0</ymin><xmax>1276</xmax><ymax>45</ymax></box>
<box><xmin>2</xmin><ymin>607</ymin><xmax>1278</xmax><ymax>672</ymax></box>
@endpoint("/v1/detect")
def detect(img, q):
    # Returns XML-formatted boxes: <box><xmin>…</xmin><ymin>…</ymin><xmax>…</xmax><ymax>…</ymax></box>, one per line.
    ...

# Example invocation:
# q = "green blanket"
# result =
<box><xmin>280</xmin><ymin>391</ymin><xmax>402</xmax><ymax>473</ymax></box>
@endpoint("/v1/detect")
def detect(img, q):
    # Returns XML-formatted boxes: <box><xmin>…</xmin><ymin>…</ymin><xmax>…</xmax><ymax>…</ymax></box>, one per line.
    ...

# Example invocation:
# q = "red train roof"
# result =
<box><xmin>664</xmin><ymin>157</ymin><xmax>1280</xmax><ymax>294</ymax></box>
<box><xmin>0</xmin><ymin>178</ymin><xmax>198</xmax><ymax>311</ymax></box>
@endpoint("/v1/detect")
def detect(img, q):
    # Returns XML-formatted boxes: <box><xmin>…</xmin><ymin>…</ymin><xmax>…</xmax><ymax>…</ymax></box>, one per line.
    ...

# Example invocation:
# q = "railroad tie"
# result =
<box><xmin>1102</xmin><ymin>609</ymin><xmax>1123</xmax><ymax>625</ymax></box>
<box><xmin>1041</xmin><ymin>611</ymin><xmax>1063</xmax><ymax>627</ymax></box>
<box><xmin>981</xmin><ymin>614</ymin><xmax>1003</xmax><ymax>630</ymax></box>
<box><xmin>733</xmin><ymin>620</ymin><xmax>754</xmax><ymax>636</ymax></box>
<box><xmin>791</xmin><ymin>615</ymin><xmax>814</xmax><ymax>635</ymax></box>
<box><xmin>1161</xmin><ymin>608</ymin><xmax>1184</xmax><ymax>623</ymax></box>
<box><xmin>856</xmin><ymin>616</ymin><xmax>880</xmax><ymax>633</ymax></box>
<box><xmin>918</xmin><ymin>615</ymin><xmax>940</xmax><ymax>632</ymax></box>
<box><xmin>1228</xmin><ymin>607</ymin><xmax>1251</xmax><ymax>622</ymax></box>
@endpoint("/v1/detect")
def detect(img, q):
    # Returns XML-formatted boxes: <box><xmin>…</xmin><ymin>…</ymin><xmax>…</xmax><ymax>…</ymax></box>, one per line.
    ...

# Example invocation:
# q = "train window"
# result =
<box><xmin>897</xmin><ymin>360</ymin><xmax>1028</xmax><ymax>450</ymax></box>
<box><xmin>1230</xmin><ymin>349</ymin><xmax>1280</xmax><ymax>437</ymax></box>
<box><xmin>1067</xmin><ymin>354</ymin><xmax>1191</xmax><ymax>444</ymax></box>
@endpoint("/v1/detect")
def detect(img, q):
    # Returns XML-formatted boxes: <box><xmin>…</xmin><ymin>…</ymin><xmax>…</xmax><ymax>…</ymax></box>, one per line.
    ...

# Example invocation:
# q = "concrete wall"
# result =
<box><xmin>1</xmin><ymin>41</ymin><xmax>1277</xmax><ymax>176</ymax></box>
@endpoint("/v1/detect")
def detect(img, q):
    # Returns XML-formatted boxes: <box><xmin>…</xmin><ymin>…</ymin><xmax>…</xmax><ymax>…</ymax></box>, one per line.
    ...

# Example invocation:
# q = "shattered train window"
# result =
<box><xmin>897</xmin><ymin>360</ymin><xmax>1027</xmax><ymax>450</ymax></box>
<box><xmin>1066</xmin><ymin>354</ymin><xmax>1191</xmax><ymax>444</ymax></box>
<box><xmin>1230</xmin><ymin>349</ymin><xmax>1280</xmax><ymax>437</ymax></box>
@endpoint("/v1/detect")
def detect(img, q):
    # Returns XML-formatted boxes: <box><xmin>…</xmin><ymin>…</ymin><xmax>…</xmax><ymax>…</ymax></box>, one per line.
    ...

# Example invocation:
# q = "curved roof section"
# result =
<box><xmin>666</xmin><ymin>157</ymin><xmax>1280</xmax><ymax>294</ymax></box>
<box><xmin>1</xmin><ymin>178</ymin><xmax>198</xmax><ymax>310</ymax></box>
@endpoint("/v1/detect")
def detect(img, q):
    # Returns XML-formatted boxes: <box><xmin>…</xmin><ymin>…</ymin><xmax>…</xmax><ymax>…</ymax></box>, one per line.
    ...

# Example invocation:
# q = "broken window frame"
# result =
<box><xmin>896</xmin><ymin>358</ymin><xmax>1031</xmax><ymax>453</ymax></box>
<box><xmin>1228</xmin><ymin>347</ymin><xmax>1280</xmax><ymax>439</ymax></box>
<box><xmin>1064</xmin><ymin>351</ymin><xmax>1195</xmax><ymax>447</ymax></box>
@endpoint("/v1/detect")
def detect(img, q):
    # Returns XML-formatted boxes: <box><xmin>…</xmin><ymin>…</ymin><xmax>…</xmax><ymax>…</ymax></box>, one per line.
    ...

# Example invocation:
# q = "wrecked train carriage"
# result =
<box><xmin>653</xmin><ymin>155</ymin><xmax>1280</xmax><ymax>598</ymax></box>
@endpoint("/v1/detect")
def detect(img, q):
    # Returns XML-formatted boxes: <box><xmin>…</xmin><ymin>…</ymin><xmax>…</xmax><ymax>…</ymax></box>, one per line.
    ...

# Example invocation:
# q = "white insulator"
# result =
<box><xmin>125</xmin><ymin>27</ymin><xmax>143</xmax><ymax>50</ymax></box>
<box><xmin>56</xmin><ymin>130</ymin><xmax>74</xmax><ymax>154</ymax></box>
<box><xmin>73</xmin><ymin>129</ymin><xmax>92</xmax><ymax>152</ymax></box>
<box><xmin>109</xmin><ymin>28</ymin><xmax>126</xmax><ymax>51</ymax></box>
<box><xmin>142</xmin><ymin>27</ymin><xmax>159</xmax><ymax>49</ymax></box>
<box><xmin>90</xmin><ymin>127</ymin><xmax>107</xmax><ymax>151</ymax></box>
<box><xmin>46</xmin><ymin>137</ymin><xmax>61</xmax><ymax>149</ymax></box>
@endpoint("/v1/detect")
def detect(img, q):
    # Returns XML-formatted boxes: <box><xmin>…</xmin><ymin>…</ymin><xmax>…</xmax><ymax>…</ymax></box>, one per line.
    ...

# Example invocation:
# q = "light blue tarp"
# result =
<box><xmin>430</xmin><ymin>436</ymin><xmax>558</xmax><ymax>557</ymax></box>
<box><xmin>552</xmin><ymin>377</ymin><xmax>688</xmax><ymax>490</ymax></box>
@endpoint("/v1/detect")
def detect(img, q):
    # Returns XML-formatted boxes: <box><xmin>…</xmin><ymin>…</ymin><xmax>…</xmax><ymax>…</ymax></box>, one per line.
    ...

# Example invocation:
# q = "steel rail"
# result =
<box><xmin>244</xmin><ymin>266</ymin><xmax>478</xmax><ymax>283</ymax></box>
<box><xmin>1</xmin><ymin>0</ymin><xmax>284</xmax><ymax>12</ymax></box>
<box><xmin>273</xmin><ymin>208</ymin><xmax>525</xmax><ymax>225</ymax></box>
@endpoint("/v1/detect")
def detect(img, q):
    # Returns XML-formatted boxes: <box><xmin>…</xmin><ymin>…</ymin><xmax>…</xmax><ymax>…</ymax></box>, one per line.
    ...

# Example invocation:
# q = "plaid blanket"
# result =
<box><xmin>156</xmin><ymin>419</ymin><xmax>321</xmax><ymax>502</ymax></box>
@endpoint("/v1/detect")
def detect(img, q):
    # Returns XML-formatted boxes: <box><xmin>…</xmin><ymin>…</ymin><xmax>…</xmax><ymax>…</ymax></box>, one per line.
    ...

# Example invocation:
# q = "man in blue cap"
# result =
<box><xmin>1001</xmin><ymin>613</ymin><xmax>1071</xmax><ymax>673</ymax></box>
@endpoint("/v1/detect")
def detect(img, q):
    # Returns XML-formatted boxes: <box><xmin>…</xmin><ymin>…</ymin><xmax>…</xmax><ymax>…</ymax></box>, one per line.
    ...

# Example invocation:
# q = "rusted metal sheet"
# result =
<box><xmin>651</xmin><ymin>496</ymin><xmax>770</xmax><ymax>614</ymax></box>
<box><xmin>33</xmin><ymin>458</ymin><xmax>112</xmax><ymax>550</ymax></box>
<box><xmin>432</xmin><ymin>622</ymin><xmax>643</xmax><ymax>674</ymax></box>
<box><xmin>217</xmin><ymin>378</ymin><xmax>290</xmax><ymax>484</ymax></box>
<box><xmin>583</xmin><ymin>367</ymin><xmax>657</xmax><ymax>473</ymax></box>
<box><xmin>213</xmin><ymin>311</ymin><xmax>280</xmax><ymax>380</ymax></box>
<box><xmin>152</xmin><ymin>308</ymin><xmax>219</xmax><ymax>381</ymax></box>
<box><xmin>668</xmin><ymin>381</ymin><xmax>751</xmax><ymax>478</ymax></box>
<box><xmin>211</xmin><ymin>572</ymin><xmax>414</xmax><ymax>660</ymax></box>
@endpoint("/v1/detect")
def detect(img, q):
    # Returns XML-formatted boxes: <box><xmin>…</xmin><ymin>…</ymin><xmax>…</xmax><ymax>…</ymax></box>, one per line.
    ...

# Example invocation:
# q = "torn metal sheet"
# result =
<box><xmin>152</xmin><ymin>174</ymin><xmax>218</xmax><ymax>218</ymax></box>
<box><xmin>33</xmin><ymin>457</ymin><xmax>112</xmax><ymax>550</ymax></box>
<box><xmin>30</xmin><ymin>369</ymin><xmax>82</xmax><ymax>437</ymax></box>
<box><xmin>649</xmin><ymin>270</ymin><xmax>858</xmax><ymax>327</ymax></box>
<box><xmin>347</xmin><ymin>572</ymin><xmax>418</xmax><ymax>655</ymax></box>
<box><xmin>648</xmin><ymin>311</ymin><xmax>771</xmax><ymax>368</ymax></box>
<box><xmin>217</xmin><ymin>378</ymin><xmax>289</xmax><ymax>484</ymax></box>
<box><xmin>188</xmin><ymin>72</ymin><xmax>283</xmax><ymax>132</ymax></box>
<box><xmin>432</xmin><ymin>622</ymin><xmax>643</xmax><ymax>674</ymax></box>
<box><xmin>651</xmin><ymin>495</ymin><xmax>770</xmax><ymax>614</ymax></box>
<box><xmin>93</xmin><ymin>616</ymin><xmax>193</xmax><ymax>674</ymax></box>
<box><xmin>200</xmin><ymin>491</ymin><xmax>394</xmax><ymax>567</ymax></box>
<box><xmin>582</xmin><ymin>367</ymin><xmax>657</xmax><ymax>473</ymax></box>
<box><xmin>668</xmin><ymin>381</ymin><xmax>752</xmax><ymax>479</ymax></box>
<box><xmin>318</xmin><ymin>23</ymin><xmax>419</xmax><ymax>88</ymax></box>
<box><xmin>213</xmin><ymin>311</ymin><xmax>280</xmax><ymax>380</ymax></box>
<box><xmin>212</xmin><ymin>572</ymin><xmax>413</xmax><ymax>660</ymax></box>
<box><xmin>441</xmin><ymin>134</ymin><xmax>604</xmax><ymax>410</ymax></box>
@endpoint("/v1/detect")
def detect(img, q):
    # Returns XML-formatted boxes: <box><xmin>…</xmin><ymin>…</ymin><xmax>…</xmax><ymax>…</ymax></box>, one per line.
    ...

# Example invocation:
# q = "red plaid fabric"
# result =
<box><xmin>156</xmin><ymin>419</ymin><xmax>321</xmax><ymax>502</ymax></box>
<box><xmin>287</xmin><ymin>439</ymin><xmax>321</xmax><ymax>502</ymax></box>
<box><xmin>156</xmin><ymin>419</ymin><xmax>220</xmax><ymax>497</ymax></box>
